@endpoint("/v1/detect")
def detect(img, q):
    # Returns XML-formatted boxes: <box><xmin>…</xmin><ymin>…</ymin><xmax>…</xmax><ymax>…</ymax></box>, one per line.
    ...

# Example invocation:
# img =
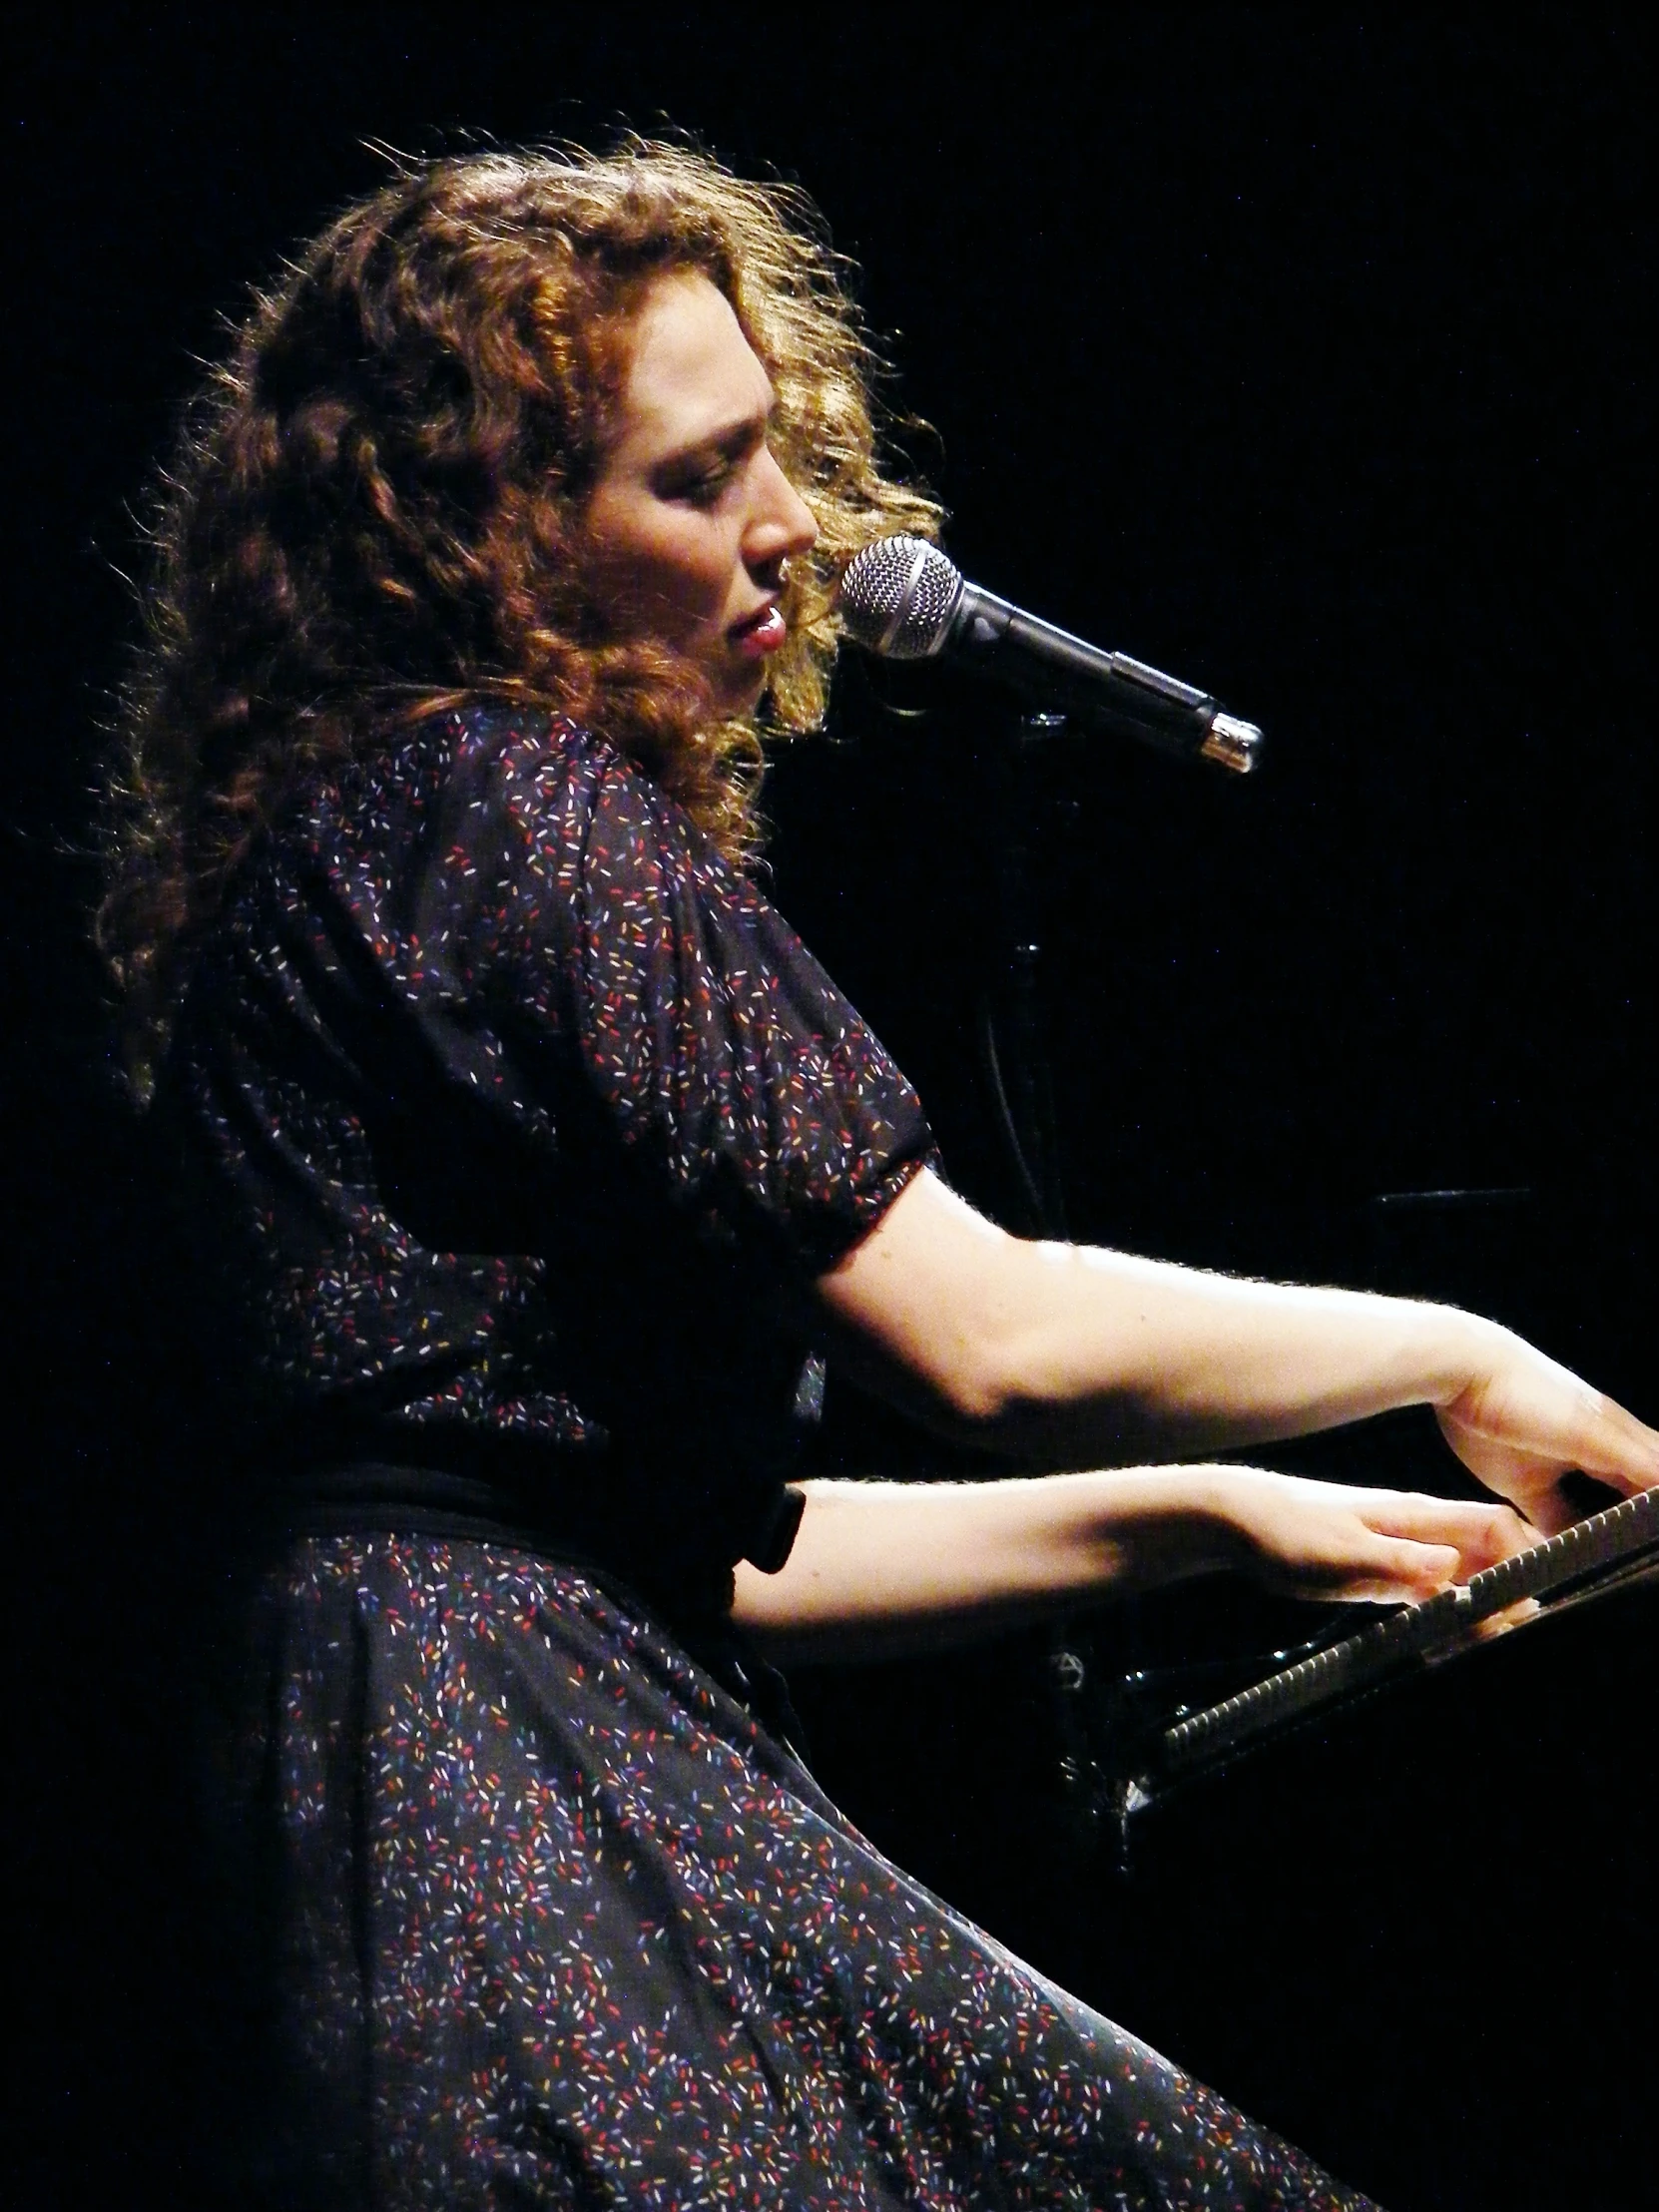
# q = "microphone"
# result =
<box><xmin>837</xmin><ymin>536</ymin><xmax>1262</xmax><ymax>773</ymax></box>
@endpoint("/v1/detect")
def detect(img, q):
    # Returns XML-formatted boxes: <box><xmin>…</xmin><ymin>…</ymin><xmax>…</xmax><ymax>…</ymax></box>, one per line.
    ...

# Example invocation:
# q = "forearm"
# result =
<box><xmin>979</xmin><ymin>1242</ymin><xmax>1491</xmax><ymax>1456</ymax></box>
<box><xmin>820</xmin><ymin>1170</ymin><xmax>1497</xmax><ymax>1462</ymax></box>
<box><xmin>732</xmin><ymin>1467</ymin><xmax>1235</xmax><ymax>1663</ymax></box>
<box><xmin>733</xmin><ymin>1462</ymin><xmax>1548</xmax><ymax>1665</ymax></box>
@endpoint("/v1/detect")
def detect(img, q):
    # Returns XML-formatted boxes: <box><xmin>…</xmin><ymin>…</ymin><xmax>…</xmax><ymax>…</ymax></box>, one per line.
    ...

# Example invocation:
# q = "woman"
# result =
<box><xmin>101</xmin><ymin>142</ymin><xmax>1656</xmax><ymax>2208</ymax></box>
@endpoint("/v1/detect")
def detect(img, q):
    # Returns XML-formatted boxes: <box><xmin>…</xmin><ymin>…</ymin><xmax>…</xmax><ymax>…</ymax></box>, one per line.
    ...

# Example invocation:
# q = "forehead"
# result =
<box><xmin>613</xmin><ymin>272</ymin><xmax>773</xmax><ymax>451</ymax></box>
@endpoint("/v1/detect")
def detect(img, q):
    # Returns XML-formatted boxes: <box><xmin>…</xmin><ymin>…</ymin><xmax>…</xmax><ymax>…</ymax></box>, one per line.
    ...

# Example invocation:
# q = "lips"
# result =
<box><xmin>729</xmin><ymin>603</ymin><xmax>788</xmax><ymax>657</ymax></box>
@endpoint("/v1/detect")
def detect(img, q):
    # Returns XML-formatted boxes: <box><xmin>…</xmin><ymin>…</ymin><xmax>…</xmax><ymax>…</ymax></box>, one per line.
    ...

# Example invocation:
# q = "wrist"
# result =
<box><xmin>1412</xmin><ymin>1303</ymin><xmax>1510</xmax><ymax>1411</ymax></box>
<box><xmin>1093</xmin><ymin>1463</ymin><xmax>1254</xmax><ymax>1585</ymax></box>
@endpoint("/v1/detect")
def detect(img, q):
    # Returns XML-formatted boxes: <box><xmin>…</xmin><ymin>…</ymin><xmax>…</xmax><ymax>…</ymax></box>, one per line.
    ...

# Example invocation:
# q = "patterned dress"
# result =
<box><xmin>170</xmin><ymin>704</ymin><xmax>1376</xmax><ymax>2208</ymax></box>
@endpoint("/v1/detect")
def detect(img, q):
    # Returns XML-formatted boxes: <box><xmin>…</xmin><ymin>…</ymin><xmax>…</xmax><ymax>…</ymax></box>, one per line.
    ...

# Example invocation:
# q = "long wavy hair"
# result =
<box><xmin>98</xmin><ymin>140</ymin><xmax>941</xmax><ymax>1091</ymax></box>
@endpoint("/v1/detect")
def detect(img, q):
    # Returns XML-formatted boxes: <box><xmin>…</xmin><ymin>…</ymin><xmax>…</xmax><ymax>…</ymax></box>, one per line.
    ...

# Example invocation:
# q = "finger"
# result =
<box><xmin>1446</xmin><ymin>1448</ymin><xmax>1594</xmax><ymax>1538</ymax></box>
<box><xmin>1432</xmin><ymin>1427</ymin><xmax>1582</xmax><ymax>1534</ymax></box>
<box><xmin>1442</xmin><ymin>1381</ymin><xmax>1659</xmax><ymax>1496</ymax></box>
<box><xmin>1565</xmin><ymin>1394</ymin><xmax>1659</xmax><ymax>1492</ymax></box>
<box><xmin>1342</xmin><ymin>1535</ymin><xmax>1460</xmax><ymax>1602</ymax></box>
<box><xmin>1471</xmin><ymin>1595</ymin><xmax>1542</xmax><ymax>1641</ymax></box>
<box><xmin>1360</xmin><ymin>1495</ymin><xmax>1540</xmax><ymax>1570</ymax></box>
<box><xmin>1517</xmin><ymin>1482</ymin><xmax>1586</xmax><ymax>1539</ymax></box>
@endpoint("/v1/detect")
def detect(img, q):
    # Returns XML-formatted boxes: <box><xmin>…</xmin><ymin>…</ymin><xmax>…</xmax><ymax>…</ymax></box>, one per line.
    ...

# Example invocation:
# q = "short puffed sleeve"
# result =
<box><xmin>431</xmin><ymin>714</ymin><xmax>937</xmax><ymax>1278</ymax></box>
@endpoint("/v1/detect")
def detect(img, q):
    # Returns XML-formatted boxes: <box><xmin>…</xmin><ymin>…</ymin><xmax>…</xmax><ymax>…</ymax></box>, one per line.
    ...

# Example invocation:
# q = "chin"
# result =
<box><xmin>715</xmin><ymin>677</ymin><xmax>771</xmax><ymax>721</ymax></box>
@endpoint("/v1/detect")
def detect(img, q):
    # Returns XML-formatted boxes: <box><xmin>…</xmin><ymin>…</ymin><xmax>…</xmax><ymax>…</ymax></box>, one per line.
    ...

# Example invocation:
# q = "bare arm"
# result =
<box><xmin>816</xmin><ymin>1169</ymin><xmax>1659</xmax><ymax>1533</ymax></box>
<box><xmin>733</xmin><ymin>1466</ymin><xmax>1543</xmax><ymax>1664</ymax></box>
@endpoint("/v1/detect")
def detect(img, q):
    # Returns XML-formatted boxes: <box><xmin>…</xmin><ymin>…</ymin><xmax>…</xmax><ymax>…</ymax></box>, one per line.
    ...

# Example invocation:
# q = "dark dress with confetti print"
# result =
<box><xmin>170</xmin><ymin>704</ymin><xmax>1376</xmax><ymax>2208</ymax></box>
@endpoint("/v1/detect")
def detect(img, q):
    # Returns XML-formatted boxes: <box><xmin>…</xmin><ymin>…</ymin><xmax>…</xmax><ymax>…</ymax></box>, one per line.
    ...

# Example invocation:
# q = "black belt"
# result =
<box><xmin>261</xmin><ymin>1458</ymin><xmax>814</xmax><ymax>1766</ymax></box>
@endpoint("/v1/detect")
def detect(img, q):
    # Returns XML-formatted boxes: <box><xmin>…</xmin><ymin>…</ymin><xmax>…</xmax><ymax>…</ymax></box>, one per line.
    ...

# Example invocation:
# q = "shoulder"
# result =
<box><xmin>439</xmin><ymin>701</ymin><xmax>750</xmax><ymax>906</ymax></box>
<box><xmin>441</xmin><ymin>701</ymin><xmax>678</xmax><ymax>830</ymax></box>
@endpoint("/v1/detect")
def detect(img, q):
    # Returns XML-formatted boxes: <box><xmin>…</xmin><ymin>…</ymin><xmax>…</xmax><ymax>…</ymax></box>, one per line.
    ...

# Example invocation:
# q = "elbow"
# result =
<box><xmin>830</xmin><ymin>1318</ymin><xmax>1026</xmax><ymax>1445</ymax></box>
<box><xmin>923</xmin><ymin>1334</ymin><xmax>1148</xmax><ymax>1461</ymax></box>
<box><xmin>916</xmin><ymin>1329</ymin><xmax>1062</xmax><ymax>1442</ymax></box>
<box><xmin>816</xmin><ymin>1174</ymin><xmax>1133</xmax><ymax>1448</ymax></box>
<box><xmin>932</xmin><ymin>1338</ymin><xmax>1026</xmax><ymax>1429</ymax></box>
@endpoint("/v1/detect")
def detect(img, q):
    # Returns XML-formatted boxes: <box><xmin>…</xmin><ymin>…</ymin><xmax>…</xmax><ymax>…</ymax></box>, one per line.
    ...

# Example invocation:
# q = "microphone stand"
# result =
<box><xmin>978</xmin><ymin>710</ymin><xmax>1132</xmax><ymax>1865</ymax></box>
<box><xmin>980</xmin><ymin>711</ymin><xmax>1069</xmax><ymax>1243</ymax></box>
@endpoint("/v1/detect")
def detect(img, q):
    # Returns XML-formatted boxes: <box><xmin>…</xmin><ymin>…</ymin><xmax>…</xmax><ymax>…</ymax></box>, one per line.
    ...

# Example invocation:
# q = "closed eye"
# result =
<box><xmin>651</xmin><ymin>408</ymin><xmax>773</xmax><ymax>506</ymax></box>
<box><xmin>672</xmin><ymin>458</ymin><xmax>739</xmax><ymax>508</ymax></box>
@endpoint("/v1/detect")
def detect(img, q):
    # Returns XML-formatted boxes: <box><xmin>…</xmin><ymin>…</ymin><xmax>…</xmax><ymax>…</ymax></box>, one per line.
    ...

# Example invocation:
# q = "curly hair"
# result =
<box><xmin>98</xmin><ymin>139</ymin><xmax>942</xmax><ymax>1090</ymax></box>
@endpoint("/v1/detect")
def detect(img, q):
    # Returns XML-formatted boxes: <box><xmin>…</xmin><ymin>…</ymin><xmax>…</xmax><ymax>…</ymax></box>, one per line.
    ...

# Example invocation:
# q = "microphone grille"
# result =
<box><xmin>837</xmin><ymin>536</ymin><xmax>962</xmax><ymax>659</ymax></box>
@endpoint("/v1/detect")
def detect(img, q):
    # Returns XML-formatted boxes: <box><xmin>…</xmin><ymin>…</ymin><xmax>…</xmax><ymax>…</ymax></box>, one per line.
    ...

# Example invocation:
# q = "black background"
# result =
<box><xmin>6</xmin><ymin>11</ymin><xmax>1653</xmax><ymax>2208</ymax></box>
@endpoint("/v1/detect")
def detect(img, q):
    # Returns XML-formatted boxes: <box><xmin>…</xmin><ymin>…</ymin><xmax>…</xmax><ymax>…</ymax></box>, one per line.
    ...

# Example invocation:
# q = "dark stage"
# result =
<box><xmin>7</xmin><ymin>14</ymin><xmax>1653</xmax><ymax>2207</ymax></box>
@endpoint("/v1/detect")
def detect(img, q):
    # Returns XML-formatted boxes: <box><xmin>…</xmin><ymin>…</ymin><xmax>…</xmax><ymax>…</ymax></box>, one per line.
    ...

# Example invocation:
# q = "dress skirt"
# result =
<box><xmin>222</xmin><ymin>1532</ymin><xmax>1379</xmax><ymax>2210</ymax></box>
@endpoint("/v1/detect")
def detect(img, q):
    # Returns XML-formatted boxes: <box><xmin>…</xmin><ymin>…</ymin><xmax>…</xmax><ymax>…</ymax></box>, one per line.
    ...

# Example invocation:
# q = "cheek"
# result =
<box><xmin>644</xmin><ymin>532</ymin><xmax>733</xmax><ymax>624</ymax></box>
<box><xmin>588</xmin><ymin>514</ymin><xmax>735</xmax><ymax>639</ymax></box>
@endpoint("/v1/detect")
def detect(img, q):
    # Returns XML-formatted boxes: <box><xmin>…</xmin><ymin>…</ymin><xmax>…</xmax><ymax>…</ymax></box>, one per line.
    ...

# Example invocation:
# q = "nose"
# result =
<box><xmin>744</xmin><ymin>448</ymin><xmax>818</xmax><ymax>575</ymax></box>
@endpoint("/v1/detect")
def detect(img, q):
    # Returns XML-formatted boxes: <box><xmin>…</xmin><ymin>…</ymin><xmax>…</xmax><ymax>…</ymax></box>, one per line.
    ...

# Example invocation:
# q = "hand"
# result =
<box><xmin>1212</xmin><ymin>1467</ymin><xmax>1542</xmax><ymax>1603</ymax></box>
<box><xmin>1434</xmin><ymin>1328</ymin><xmax>1659</xmax><ymax>1535</ymax></box>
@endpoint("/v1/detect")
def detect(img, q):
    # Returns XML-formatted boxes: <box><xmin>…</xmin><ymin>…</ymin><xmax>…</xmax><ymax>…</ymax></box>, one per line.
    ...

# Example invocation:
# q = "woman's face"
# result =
<box><xmin>582</xmin><ymin>272</ymin><xmax>819</xmax><ymax>718</ymax></box>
